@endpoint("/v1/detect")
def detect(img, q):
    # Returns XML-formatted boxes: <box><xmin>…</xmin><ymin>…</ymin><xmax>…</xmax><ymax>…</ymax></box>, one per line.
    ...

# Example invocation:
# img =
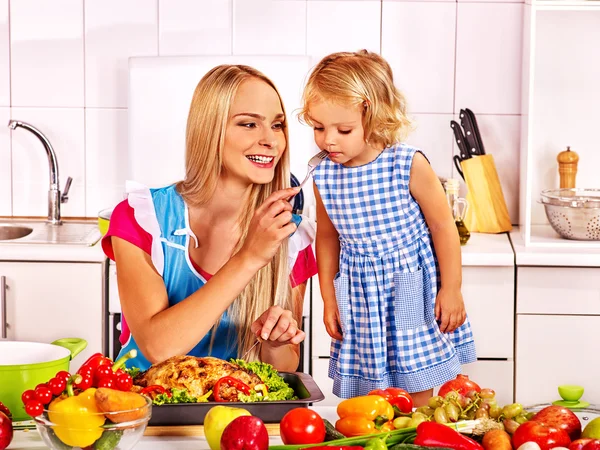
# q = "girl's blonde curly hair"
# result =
<box><xmin>299</xmin><ymin>50</ymin><xmax>413</xmax><ymax>147</ymax></box>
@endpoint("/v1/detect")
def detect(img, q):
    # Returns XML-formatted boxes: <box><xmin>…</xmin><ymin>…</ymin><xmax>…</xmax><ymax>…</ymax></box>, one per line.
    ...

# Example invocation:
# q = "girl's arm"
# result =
<box><xmin>409</xmin><ymin>152</ymin><xmax>466</xmax><ymax>333</ymax></box>
<box><xmin>314</xmin><ymin>183</ymin><xmax>343</xmax><ymax>340</ymax></box>
<box><xmin>113</xmin><ymin>187</ymin><xmax>299</xmax><ymax>364</ymax></box>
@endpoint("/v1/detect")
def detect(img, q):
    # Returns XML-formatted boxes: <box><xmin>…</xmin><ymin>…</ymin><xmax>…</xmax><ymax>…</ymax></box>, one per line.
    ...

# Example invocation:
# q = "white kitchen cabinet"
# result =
<box><xmin>311</xmin><ymin>358</ymin><xmax>342</xmax><ymax>407</ymax></box>
<box><xmin>0</xmin><ymin>261</ymin><xmax>105</xmax><ymax>370</ymax></box>
<box><xmin>516</xmin><ymin>314</ymin><xmax>600</xmax><ymax>407</ymax></box>
<box><xmin>461</xmin><ymin>361</ymin><xmax>514</xmax><ymax>407</ymax></box>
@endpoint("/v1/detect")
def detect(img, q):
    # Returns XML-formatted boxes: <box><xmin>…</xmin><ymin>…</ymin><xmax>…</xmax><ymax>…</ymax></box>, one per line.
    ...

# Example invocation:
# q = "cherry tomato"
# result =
<box><xmin>24</xmin><ymin>400</ymin><xmax>44</xmax><ymax>417</ymax></box>
<box><xmin>95</xmin><ymin>365</ymin><xmax>114</xmax><ymax>384</ymax></box>
<box><xmin>115</xmin><ymin>372</ymin><xmax>133</xmax><ymax>391</ymax></box>
<box><xmin>34</xmin><ymin>385</ymin><xmax>53</xmax><ymax>405</ymax></box>
<box><xmin>56</xmin><ymin>371</ymin><xmax>71</xmax><ymax>384</ymax></box>
<box><xmin>97</xmin><ymin>377</ymin><xmax>114</xmax><ymax>389</ymax></box>
<box><xmin>75</xmin><ymin>374</ymin><xmax>93</xmax><ymax>391</ymax></box>
<box><xmin>34</xmin><ymin>383</ymin><xmax>47</xmax><ymax>391</ymax></box>
<box><xmin>47</xmin><ymin>377</ymin><xmax>66</xmax><ymax>396</ymax></box>
<box><xmin>279</xmin><ymin>408</ymin><xmax>326</xmax><ymax>445</ymax></box>
<box><xmin>21</xmin><ymin>389</ymin><xmax>36</xmax><ymax>405</ymax></box>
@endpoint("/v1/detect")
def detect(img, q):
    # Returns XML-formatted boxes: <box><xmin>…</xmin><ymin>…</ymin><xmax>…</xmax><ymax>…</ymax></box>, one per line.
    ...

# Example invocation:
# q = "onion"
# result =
<box><xmin>438</xmin><ymin>374</ymin><xmax>482</xmax><ymax>397</ymax></box>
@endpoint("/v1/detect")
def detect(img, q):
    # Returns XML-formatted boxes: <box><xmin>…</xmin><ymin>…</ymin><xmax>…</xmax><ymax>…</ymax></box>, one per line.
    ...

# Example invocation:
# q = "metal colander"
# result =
<box><xmin>540</xmin><ymin>188</ymin><xmax>600</xmax><ymax>240</ymax></box>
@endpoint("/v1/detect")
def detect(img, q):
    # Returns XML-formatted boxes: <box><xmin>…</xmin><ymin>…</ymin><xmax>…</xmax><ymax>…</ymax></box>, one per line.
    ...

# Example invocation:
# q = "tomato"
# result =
<box><xmin>279</xmin><ymin>408</ymin><xmax>326</xmax><ymax>445</ymax></box>
<box><xmin>114</xmin><ymin>372</ymin><xmax>133</xmax><ymax>391</ymax></box>
<box><xmin>34</xmin><ymin>385</ymin><xmax>53</xmax><ymax>405</ymax></box>
<box><xmin>24</xmin><ymin>401</ymin><xmax>43</xmax><ymax>417</ymax></box>
<box><xmin>47</xmin><ymin>377</ymin><xmax>66</xmax><ymax>396</ymax></box>
<box><xmin>512</xmin><ymin>420</ymin><xmax>571</xmax><ymax>450</ymax></box>
<box><xmin>21</xmin><ymin>390</ymin><xmax>36</xmax><ymax>405</ymax></box>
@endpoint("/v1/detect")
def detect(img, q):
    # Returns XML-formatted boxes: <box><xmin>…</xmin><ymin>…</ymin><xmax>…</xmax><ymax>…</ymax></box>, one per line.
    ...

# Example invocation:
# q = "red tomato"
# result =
<box><xmin>34</xmin><ymin>385</ymin><xmax>53</xmax><ymax>405</ymax></box>
<box><xmin>279</xmin><ymin>408</ymin><xmax>326</xmax><ymax>445</ymax></box>
<box><xmin>47</xmin><ymin>377</ymin><xmax>66</xmax><ymax>396</ymax></box>
<box><xmin>512</xmin><ymin>420</ymin><xmax>571</xmax><ymax>450</ymax></box>
<box><xmin>24</xmin><ymin>401</ymin><xmax>43</xmax><ymax>417</ymax></box>
<box><xmin>21</xmin><ymin>390</ymin><xmax>36</xmax><ymax>405</ymax></box>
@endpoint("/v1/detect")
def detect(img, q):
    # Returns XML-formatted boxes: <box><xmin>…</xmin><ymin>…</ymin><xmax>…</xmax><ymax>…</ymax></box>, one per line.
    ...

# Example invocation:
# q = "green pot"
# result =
<box><xmin>0</xmin><ymin>337</ymin><xmax>87</xmax><ymax>421</ymax></box>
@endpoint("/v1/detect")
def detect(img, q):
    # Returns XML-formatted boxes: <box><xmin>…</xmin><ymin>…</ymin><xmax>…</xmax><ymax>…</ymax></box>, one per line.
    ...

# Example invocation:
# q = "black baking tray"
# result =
<box><xmin>147</xmin><ymin>371</ymin><xmax>325</xmax><ymax>426</ymax></box>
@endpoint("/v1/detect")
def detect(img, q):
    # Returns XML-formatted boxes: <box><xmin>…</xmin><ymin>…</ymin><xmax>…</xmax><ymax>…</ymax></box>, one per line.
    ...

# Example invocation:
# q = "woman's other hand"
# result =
<box><xmin>251</xmin><ymin>305</ymin><xmax>306</xmax><ymax>347</ymax></box>
<box><xmin>435</xmin><ymin>287</ymin><xmax>467</xmax><ymax>333</ymax></box>
<box><xmin>323</xmin><ymin>301</ymin><xmax>343</xmax><ymax>340</ymax></box>
<box><xmin>239</xmin><ymin>187</ymin><xmax>299</xmax><ymax>269</ymax></box>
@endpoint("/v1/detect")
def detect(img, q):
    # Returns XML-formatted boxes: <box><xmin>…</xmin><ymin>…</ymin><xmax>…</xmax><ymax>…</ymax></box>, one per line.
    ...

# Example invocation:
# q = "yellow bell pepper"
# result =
<box><xmin>336</xmin><ymin>395</ymin><xmax>395</xmax><ymax>437</ymax></box>
<box><xmin>48</xmin><ymin>387</ymin><xmax>105</xmax><ymax>447</ymax></box>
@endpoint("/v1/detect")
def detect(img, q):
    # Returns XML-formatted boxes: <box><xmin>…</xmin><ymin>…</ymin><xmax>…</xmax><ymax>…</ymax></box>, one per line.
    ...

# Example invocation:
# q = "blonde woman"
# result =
<box><xmin>299</xmin><ymin>50</ymin><xmax>476</xmax><ymax>406</ymax></box>
<box><xmin>102</xmin><ymin>65</ymin><xmax>317</xmax><ymax>372</ymax></box>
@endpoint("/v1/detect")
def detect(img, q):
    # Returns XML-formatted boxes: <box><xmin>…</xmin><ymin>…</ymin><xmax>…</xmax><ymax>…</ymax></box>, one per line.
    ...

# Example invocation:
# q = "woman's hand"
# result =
<box><xmin>239</xmin><ymin>187</ymin><xmax>299</xmax><ymax>270</ymax></box>
<box><xmin>435</xmin><ymin>287</ymin><xmax>467</xmax><ymax>333</ymax></box>
<box><xmin>323</xmin><ymin>300</ymin><xmax>343</xmax><ymax>340</ymax></box>
<box><xmin>251</xmin><ymin>305</ymin><xmax>305</xmax><ymax>347</ymax></box>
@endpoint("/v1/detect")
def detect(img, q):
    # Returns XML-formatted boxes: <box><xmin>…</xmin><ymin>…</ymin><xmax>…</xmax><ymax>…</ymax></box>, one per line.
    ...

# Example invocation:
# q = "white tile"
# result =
<box><xmin>85</xmin><ymin>109</ymin><xmax>128</xmax><ymax>216</ymax></box>
<box><xmin>0</xmin><ymin>108</ymin><xmax>10</xmax><ymax>214</ymax></box>
<box><xmin>452</xmin><ymin>114</ymin><xmax>521</xmax><ymax>225</ymax></box>
<box><xmin>10</xmin><ymin>108</ymin><xmax>85</xmax><ymax>217</ymax></box>
<box><xmin>0</xmin><ymin>0</ymin><xmax>9</xmax><ymax>107</ymax></box>
<box><xmin>306</xmin><ymin>1</ymin><xmax>380</xmax><ymax>59</ymax></box>
<box><xmin>10</xmin><ymin>0</ymin><xmax>84</xmax><ymax>107</ymax></box>
<box><xmin>381</xmin><ymin>2</ymin><xmax>456</xmax><ymax>114</ymax></box>
<box><xmin>455</xmin><ymin>3</ymin><xmax>523</xmax><ymax>115</ymax></box>
<box><xmin>85</xmin><ymin>0</ymin><xmax>158</xmax><ymax>108</ymax></box>
<box><xmin>405</xmin><ymin>114</ymin><xmax>454</xmax><ymax>178</ymax></box>
<box><xmin>159</xmin><ymin>0</ymin><xmax>232</xmax><ymax>56</ymax></box>
<box><xmin>233</xmin><ymin>0</ymin><xmax>306</xmax><ymax>55</ymax></box>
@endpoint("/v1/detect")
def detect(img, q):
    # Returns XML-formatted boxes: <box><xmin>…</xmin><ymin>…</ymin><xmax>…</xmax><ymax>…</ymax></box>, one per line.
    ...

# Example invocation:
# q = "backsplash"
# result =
<box><xmin>0</xmin><ymin>0</ymin><xmax>523</xmax><ymax>222</ymax></box>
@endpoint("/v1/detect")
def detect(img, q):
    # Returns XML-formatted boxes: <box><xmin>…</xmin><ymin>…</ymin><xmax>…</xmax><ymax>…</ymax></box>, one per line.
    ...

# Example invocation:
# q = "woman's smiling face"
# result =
<box><xmin>222</xmin><ymin>77</ymin><xmax>287</xmax><ymax>186</ymax></box>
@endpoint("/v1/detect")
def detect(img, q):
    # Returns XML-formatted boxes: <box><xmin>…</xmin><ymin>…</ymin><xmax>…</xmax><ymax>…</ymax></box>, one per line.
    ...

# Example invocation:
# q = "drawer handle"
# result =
<box><xmin>1</xmin><ymin>276</ymin><xmax>7</xmax><ymax>339</ymax></box>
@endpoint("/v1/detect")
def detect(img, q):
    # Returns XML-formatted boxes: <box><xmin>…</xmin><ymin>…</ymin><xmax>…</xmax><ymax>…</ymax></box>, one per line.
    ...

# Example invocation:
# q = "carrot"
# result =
<box><xmin>95</xmin><ymin>387</ymin><xmax>148</xmax><ymax>423</ymax></box>
<box><xmin>482</xmin><ymin>429</ymin><xmax>513</xmax><ymax>450</ymax></box>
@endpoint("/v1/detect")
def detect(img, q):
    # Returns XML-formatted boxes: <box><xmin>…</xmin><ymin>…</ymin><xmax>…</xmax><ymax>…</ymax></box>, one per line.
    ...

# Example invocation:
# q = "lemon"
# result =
<box><xmin>582</xmin><ymin>417</ymin><xmax>600</xmax><ymax>439</ymax></box>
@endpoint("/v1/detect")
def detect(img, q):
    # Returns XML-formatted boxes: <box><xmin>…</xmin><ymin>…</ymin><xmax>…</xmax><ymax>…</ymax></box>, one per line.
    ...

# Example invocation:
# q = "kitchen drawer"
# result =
<box><xmin>459</xmin><ymin>360</ymin><xmax>514</xmax><ymax>407</ymax></box>
<box><xmin>516</xmin><ymin>314</ymin><xmax>600</xmax><ymax>406</ymax></box>
<box><xmin>463</xmin><ymin>267</ymin><xmax>515</xmax><ymax>358</ymax></box>
<box><xmin>311</xmin><ymin>275</ymin><xmax>331</xmax><ymax>358</ymax></box>
<box><xmin>311</xmin><ymin>357</ymin><xmax>342</xmax><ymax>407</ymax></box>
<box><xmin>517</xmin><ymin>267</ymin><xmax>600</xmax><ymax>315</ymax></box>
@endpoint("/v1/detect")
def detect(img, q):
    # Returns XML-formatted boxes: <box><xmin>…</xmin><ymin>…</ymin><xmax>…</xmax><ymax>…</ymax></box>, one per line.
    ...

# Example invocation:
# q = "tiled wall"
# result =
<box><xmin>0</xmin><ymin>0</ymin><xmax>523</xmax><ymax>222</ymax></box>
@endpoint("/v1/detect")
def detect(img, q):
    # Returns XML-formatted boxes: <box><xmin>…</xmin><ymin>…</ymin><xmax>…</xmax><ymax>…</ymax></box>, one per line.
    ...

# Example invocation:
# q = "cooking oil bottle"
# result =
<box><xmin>444</xmin><ymin>178</ymin><xmax>470</xmax><ymax>245</ymax></box>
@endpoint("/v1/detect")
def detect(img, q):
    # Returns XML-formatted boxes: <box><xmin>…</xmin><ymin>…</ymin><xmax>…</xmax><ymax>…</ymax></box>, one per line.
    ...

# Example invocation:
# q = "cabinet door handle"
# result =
<box><xmin>1</xmin><ymin>276</ymin><xmax>6</xmax><ymax>339</ymax></box>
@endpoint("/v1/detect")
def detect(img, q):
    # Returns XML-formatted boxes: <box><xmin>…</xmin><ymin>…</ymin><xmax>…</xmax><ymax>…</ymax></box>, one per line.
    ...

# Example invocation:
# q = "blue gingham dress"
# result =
<box><xmin>313</xmin><ymin>144</ymin><xmax>476</xmax><ymax>397</ymax></box>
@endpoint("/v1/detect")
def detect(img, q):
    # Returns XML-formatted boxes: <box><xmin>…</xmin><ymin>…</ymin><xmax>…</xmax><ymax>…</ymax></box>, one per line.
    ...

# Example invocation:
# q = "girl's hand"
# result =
<box><xmin>323</xmin><ymin>301</ymin><xmax>343</xmax><ymax>340</ymax></box>
<box><xmin>239</xmin><ymin>187</ymin><xmax>300</xmax><ymax>270</ymax></box>
<box><xmin>434</xmin><ymin>288</ymin><xmax>467</xmax><ymax>333</ymax></box>
<box><xmin>251</xmin><ymin>305</ymin><xmax>306</xmax><ymax>347</ymax></box>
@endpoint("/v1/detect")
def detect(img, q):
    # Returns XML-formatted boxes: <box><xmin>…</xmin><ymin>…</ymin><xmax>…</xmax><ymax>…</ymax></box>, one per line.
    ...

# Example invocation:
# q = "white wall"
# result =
<box><xmin>0</xmin><ymin>0</ymin><xmax>523</xmax><ymax>222</ymax></box>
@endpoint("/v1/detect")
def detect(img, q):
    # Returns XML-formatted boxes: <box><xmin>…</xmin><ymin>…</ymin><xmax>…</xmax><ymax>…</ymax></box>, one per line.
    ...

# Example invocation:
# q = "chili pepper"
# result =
<box><xmin>140</xmin><ymin>385</ymin><xmax>172</xmax><ymax>397</ymax></box>
<box><xmin>213</xmin><ymin>376</ymin><xmax>252</xmax><ymax>402</ymax></box>
<box><xmin>368</xmin><ymin>388</ymin><xmax>414</xmax><ymax>414</ymax></box>
<box><xmin>47</xmin><ymin>374</ymin><xmax>105</xmax><ymax>448</ymax></box>
<box><xmin>304</xmin><ymin>447</ymin><xmax>364</xmax><ymax>450</ymax></box>
<box><xmin>0</xmin><ymin>400</ymin><xmax>11</xmax><ymax>419</ymax></box>
<box><xmin>414</xmin><ymin>421</ymin><xmax>483</xmax><ymax>450</ymax></box>
<box><xmin>364</xmin><ymin>436</ymin><xmax>388</xmax><ymax>450</ymax></box>
<box><xmin>336</xmin><ymin>395</ymin><xmax>395</xmax><ymax>437</ymax></box>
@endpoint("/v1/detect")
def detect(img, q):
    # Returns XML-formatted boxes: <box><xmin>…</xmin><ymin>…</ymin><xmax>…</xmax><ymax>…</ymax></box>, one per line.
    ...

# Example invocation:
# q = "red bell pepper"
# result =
<box><xmin>213</xmin><ymin>376</ymin><xmax>252</xmax><ymax>402</ymax></box>
<box><xmin>368</xmin><ymin>387</ymin><xmax>414</xmax><ymax>413</ymax></box>
<box><xmin>140</xmin><ymin>385</ymin><xmax>172</xmax><ymax>398</ymax></box>
<box><xmin>78</xmin><ymin>352</ymin><xmax>112</xmax><ymax>374</ymax></box>
<box><xmin>414</xmin><ymin>421</ymin><xmax>484</xmax><ymax>450</ymax></box>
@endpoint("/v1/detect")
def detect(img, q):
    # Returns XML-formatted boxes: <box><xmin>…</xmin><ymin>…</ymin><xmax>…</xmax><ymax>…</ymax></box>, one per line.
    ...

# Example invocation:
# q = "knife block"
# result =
<box><xmin>461</xmin><ymin>155</ymin><xmax>512</xmax><ymax>233</ymax></box>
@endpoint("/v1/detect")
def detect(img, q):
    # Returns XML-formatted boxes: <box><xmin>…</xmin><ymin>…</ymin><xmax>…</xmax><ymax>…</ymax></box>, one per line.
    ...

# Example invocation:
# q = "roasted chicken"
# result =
<box><xmin>133</xmin><ymin>355</ymin><xmax>263</xmax><ymax>401</ymax></box>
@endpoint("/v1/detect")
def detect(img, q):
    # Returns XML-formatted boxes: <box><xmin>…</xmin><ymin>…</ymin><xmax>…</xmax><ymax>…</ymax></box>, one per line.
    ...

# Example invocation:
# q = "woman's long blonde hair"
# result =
<box><xmin>176</xmin><ymin>65</ymin><xmax>295</xmax><ymax>361</ymax></box>
<box><xmin>299</xmin><ymin>50</ymin><xmax>413</xmax><ymax>147</ymax></box>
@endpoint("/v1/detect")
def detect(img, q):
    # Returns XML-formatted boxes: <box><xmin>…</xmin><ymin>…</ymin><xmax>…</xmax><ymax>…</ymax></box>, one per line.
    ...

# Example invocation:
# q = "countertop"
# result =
<box><xmin>460</xmin><ymin>231</ymin><xmax>514</xmax><ymax>266</ymax></box>
<box><xmin>7</xmin><ymin>407</ymin><xmax>340</xmax><ymax>449</ymax></box>
<box><xmin>511</xmin><ymin>226</ymin><xmax>600</xmax><ymax>267</ymax></box>
<box><xmin>0</xmin><ymin>241</ymin><xmax>106</xmax><ymax>263</ymax></box>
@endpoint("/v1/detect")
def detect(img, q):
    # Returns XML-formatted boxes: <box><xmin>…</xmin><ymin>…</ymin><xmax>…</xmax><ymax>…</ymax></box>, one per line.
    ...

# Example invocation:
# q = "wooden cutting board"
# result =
<box><xmin>145</xmin><ymin>423</ymin><xmax>281</xmax><ymax>437</ymax></box>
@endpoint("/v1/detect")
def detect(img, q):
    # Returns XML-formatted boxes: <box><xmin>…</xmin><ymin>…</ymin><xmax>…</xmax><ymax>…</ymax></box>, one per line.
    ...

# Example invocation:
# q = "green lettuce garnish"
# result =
<box><xmin>153</xmin><ymin>388</ymin><xmax>201</xmax><ymax>405</ymax></box>
<box><xmin>230</xmin><ymin>359</ymin><xmax>297</xmax><ymax>402</ymax></box>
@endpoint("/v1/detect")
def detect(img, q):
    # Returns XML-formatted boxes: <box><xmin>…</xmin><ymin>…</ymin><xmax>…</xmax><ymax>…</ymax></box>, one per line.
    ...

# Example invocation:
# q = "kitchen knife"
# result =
<box><xmin>453</xmin><ymin>155</ymin><xmax>465</xmax><ymax>181</ymax></box>
<box><xmin>459</xmin><ymin>109</ymin><xmax>481</xmax><ymax>157</ymax></box>
<box><xmin>465</xmin><ymin>108</ymin><xmax>486</xmax><ymax>155</ymax></box>
<box><xmin>450</xmin><ymin>120</ymin><xmax>471</xmax><ymax>161</ymax></box>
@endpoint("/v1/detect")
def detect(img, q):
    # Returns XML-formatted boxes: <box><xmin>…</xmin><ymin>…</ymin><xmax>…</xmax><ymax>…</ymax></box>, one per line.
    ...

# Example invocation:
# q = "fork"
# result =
<box><xmin>240</xmin><ymin>339</ymin><xmax>262</xmax><ymax>361</ymax></box>
<box><xmin>289</xmin><ymin>149</ymin><xmax>328</xmax><ymax>202</ymax></box>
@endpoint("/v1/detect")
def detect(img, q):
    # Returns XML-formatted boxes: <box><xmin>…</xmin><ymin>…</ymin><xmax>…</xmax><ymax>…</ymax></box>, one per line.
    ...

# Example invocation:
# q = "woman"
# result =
<box><xmin>102</xmin><ymin>64</ymin><xmax>317</xmax><ymax>372</ymax></box>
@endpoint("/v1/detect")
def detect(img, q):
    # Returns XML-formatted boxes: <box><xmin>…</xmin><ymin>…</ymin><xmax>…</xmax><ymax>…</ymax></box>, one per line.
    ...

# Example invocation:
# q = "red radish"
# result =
<box><xmin>438</xmin><ymin>374</ymin><xmax>482</xmax><ymax>397</ymax></box>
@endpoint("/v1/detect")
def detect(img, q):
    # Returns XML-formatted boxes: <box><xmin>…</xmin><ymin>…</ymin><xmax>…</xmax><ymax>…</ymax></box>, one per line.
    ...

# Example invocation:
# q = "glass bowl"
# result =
<box><xmin>33</xmin><ymin>395</ymin><xmax>152</xmax><ymax>450</ymax></box>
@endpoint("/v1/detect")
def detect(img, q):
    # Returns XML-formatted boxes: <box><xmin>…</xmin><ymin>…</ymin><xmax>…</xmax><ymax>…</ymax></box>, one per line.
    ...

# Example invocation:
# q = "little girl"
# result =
<box><xmin>299</xmin><ymin>50</ymin><xmax>476</xmax><ymax>406</ymax></box>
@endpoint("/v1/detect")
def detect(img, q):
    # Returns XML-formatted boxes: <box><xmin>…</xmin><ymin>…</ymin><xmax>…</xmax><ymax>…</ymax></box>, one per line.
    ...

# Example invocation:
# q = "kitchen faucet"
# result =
<box><xmin>7</xmin><ymin>120</ymin><xmax>72</xmax><ymax>225</ymax></box>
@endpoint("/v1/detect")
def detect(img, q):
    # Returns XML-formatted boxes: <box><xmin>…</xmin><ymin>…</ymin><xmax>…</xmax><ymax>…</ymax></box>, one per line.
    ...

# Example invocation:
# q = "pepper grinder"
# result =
<box><xmin>557</xmin><ymin>146</ymin><xmax>579</xmax><ymax>189</ymax></box>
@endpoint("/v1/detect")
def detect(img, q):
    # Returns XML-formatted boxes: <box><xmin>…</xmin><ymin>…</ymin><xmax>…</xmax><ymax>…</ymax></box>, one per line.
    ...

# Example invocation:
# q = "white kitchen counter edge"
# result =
<box><xmin>0</xmin><ymin>242</ymin><xmax>106</xmax><ymax>263</ymax></box>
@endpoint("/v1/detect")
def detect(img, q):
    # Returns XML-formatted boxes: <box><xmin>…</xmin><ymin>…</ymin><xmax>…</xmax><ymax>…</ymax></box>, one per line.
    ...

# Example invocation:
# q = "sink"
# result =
<box><xmin>0</xmin><ymin>219</ymin><xmax>101</xmax><ymax>246</ymax></box>
<box><xmin>0</xmin><ymin>224</ymin><xmax>33</xmax><ymax>240</ymax></box>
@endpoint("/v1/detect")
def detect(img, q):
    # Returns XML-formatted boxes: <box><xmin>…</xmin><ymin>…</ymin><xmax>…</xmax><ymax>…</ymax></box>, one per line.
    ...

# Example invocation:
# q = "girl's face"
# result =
<box><xmin>222</xmin><ymin>78</ymin><xmax>287</xmax><ymax>186</ymax></box>
<box><xmin>308</xmin><ymin>99</ymin><xmax>382</xmax><ymax>167</ymax></box>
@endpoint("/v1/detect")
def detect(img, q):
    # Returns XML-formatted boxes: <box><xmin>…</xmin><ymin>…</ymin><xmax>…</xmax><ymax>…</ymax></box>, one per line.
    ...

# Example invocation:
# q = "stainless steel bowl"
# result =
<box><xmin>541</xmin><ymin>189</ymin><xmax>600</xmax><ymax>240</ymax></box>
